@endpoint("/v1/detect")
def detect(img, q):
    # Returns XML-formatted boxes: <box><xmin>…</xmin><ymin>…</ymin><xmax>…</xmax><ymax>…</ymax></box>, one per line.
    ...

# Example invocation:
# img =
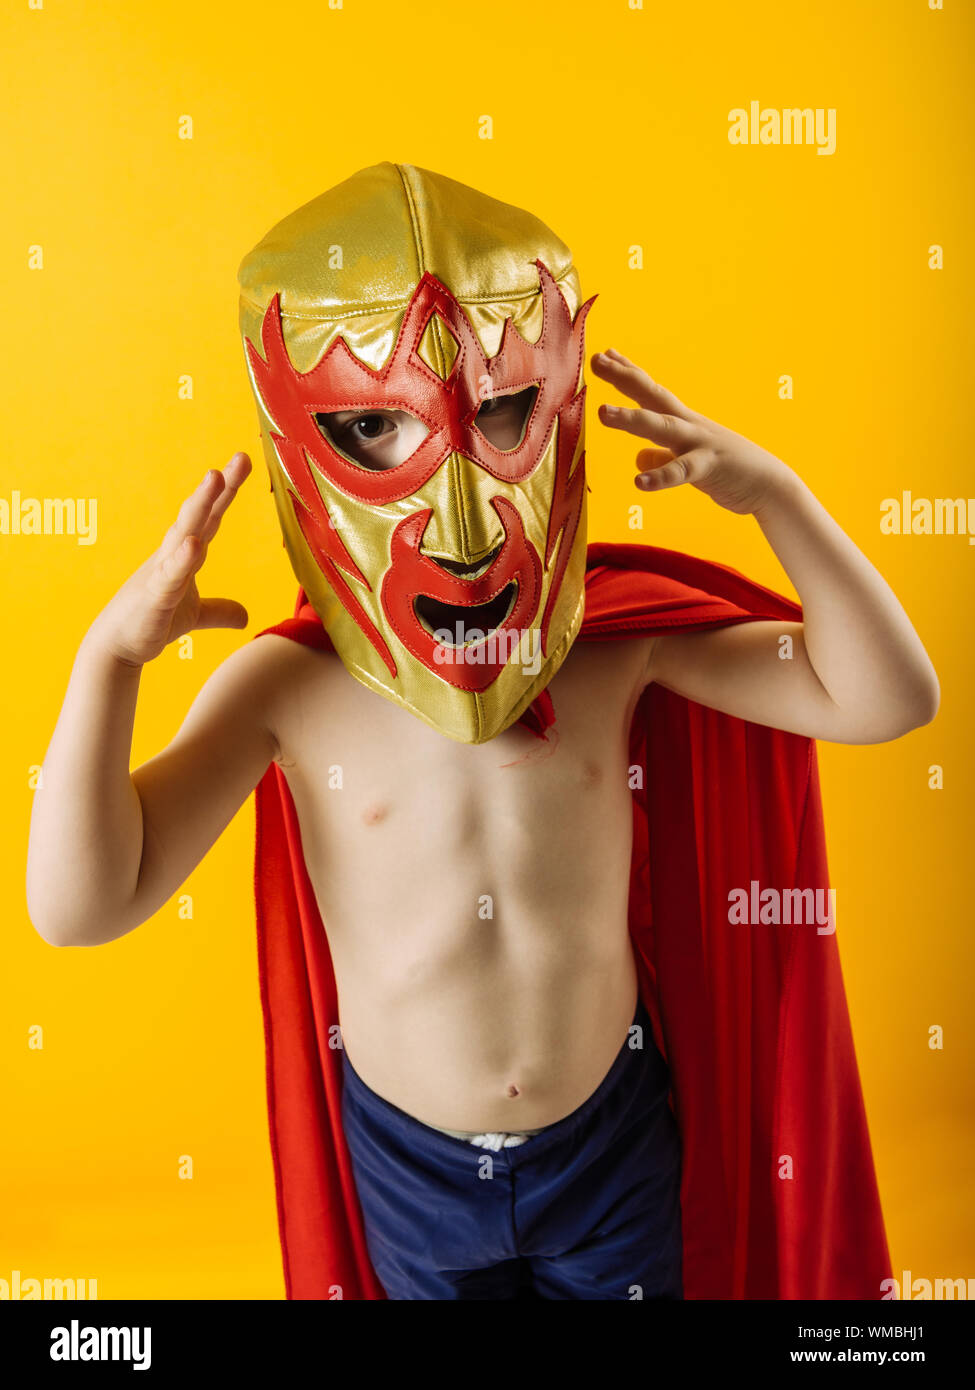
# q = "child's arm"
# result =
<box><xmin>592</xmin><ymin>350</ymin><xmax>940</xmax><ymax>743</ymax></box>
<box><xmin>26</xmin><ymin>453</ymin><xmax>280</xmax><ymax>947</ymax></box>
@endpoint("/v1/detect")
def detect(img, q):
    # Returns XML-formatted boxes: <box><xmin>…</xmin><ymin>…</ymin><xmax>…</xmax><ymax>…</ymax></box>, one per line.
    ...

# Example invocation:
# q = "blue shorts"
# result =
<box><xmin>340</xmin><ymin>997</ymin><xmax>684</xmax><ymax>1300</ymax></box>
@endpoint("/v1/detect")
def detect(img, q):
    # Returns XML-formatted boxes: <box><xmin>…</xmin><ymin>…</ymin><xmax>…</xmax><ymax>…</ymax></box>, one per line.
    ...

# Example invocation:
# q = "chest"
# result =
<box><xmin>279</xmin><ymin>636</ymin><xmax>648</xmax><ymax>859</ymax></box>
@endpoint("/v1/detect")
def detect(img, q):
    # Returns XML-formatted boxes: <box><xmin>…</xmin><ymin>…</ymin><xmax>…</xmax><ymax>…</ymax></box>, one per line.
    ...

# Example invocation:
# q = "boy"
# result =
<box><xmin>26</xmin><ymin>163</ymin><xmax>938</xmax><ymax>1301</ymax></box>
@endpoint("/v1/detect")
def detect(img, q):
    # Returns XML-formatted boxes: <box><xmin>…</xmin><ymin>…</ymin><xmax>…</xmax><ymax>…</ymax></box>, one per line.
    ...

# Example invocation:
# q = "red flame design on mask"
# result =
<box><xmin>381</xmin><ymin>498</ymin><xmax>543</xmax><ymax>693</ymax></box>
<box><xmin>245</xmin><ymin>260</ymin><xmax>595</xmax><ymax>687</ymax></box>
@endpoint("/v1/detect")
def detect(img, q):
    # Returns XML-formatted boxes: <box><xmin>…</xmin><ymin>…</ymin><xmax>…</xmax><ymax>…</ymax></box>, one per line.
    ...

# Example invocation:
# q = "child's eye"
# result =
<box><xmin>477</xmin><ymin>395</ymin><xmax>514</xmax><ymax>416</ymax></box>
<box><xmin>313</xmin><ymin>407</ymin><xmax>429</xmax><ymax>471</ymax></box>
<box><xmin>474</xmin><ymin>385</ymin><xmax>539</xmax><ymax>450</ymax></box>
<box><xmin>351</xmin><ymin>414</ymin><xmax>393</xmax><ymax>440</ymax></box>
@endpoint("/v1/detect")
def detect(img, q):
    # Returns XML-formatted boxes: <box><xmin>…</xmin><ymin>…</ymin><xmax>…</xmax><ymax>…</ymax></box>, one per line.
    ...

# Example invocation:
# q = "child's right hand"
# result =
<box><xmin>88</xmin><ymin>452</ymin><xmax>253</xmax><ymax>667</ymax></box>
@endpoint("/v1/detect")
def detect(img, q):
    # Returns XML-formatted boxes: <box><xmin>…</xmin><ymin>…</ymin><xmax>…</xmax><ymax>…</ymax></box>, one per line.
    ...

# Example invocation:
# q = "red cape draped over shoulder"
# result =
<box><xmin>251</xmin><ymin>540</ymin><xmax>891</xmax><ymax>1300</ymax></box>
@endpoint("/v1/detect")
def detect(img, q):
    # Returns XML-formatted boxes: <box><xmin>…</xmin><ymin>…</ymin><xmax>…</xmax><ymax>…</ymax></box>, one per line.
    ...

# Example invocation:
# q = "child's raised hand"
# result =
<box><xmin>591</xmin><ymin>349</ymin><xmax>791</xmax><ymax>515</ymax></box>
<box><xmin>89</xmin><ymin>452</ymin><xmax>253</xmax><ymax>666</ymax></box>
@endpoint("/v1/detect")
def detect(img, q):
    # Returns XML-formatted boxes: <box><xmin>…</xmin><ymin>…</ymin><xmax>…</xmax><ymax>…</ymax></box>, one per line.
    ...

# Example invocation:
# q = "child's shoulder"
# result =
<box><xmin>186</xmin><ymin>629</ymin><xmax>340</xmax><ymax>726</ymax></box>
<box><xmin>232</xmin><ymin>628</ymin><xmax>341</xmax><ymax>689</ymax></box>
<box><xmin>553</xmin><ymin>630</ymin><xmax>656</xmax><ymax>710</ymax></box>
<box><xmin>173</xmin><ymin>631</ymin><xmax>344</xmax><ymax>770</ymax></box>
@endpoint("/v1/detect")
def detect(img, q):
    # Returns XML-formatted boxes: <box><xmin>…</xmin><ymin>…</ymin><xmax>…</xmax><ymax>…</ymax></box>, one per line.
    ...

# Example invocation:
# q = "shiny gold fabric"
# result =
<box><xmin>237</xmin><ymin>162</ymin><xmax>593</xmax><ymax>743</ymax></box>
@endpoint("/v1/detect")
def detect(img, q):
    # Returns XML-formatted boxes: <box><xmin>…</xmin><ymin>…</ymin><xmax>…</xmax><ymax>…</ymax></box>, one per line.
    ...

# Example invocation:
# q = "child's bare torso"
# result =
<box><xmin>266</xmin><ymin>632</ymin><xmax>652</xmax><ymax>1134</ymax></box>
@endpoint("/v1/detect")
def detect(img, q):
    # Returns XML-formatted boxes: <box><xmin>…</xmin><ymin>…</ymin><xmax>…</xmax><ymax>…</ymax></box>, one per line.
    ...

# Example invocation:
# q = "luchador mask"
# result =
<box><xmin>237</xmin><ymin>162</ymin><xmax>596</xmax><ymax>743</ymax></box>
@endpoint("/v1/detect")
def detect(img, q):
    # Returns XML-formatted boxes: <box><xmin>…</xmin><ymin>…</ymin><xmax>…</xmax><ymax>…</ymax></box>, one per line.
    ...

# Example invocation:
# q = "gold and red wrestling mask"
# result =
<box><xmin>237</xmin><ymin>162</ymin><xmax>596</xmax><ymax>743</ymax></box>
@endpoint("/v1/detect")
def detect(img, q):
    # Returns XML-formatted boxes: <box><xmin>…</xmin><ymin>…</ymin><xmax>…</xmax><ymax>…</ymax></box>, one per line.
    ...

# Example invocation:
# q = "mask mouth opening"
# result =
<box><xmin>414</xmin><ymin>582</ymin><xmax>518</xmax><ymax>647</ymax></box>
<box><xmin>426</xmin><ymin>542</ymin><xmax>502</xmax><ymax>579</ymax></box>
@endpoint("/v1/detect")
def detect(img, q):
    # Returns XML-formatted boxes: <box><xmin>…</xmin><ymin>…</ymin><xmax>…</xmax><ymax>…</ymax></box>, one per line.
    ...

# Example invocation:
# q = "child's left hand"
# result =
<box><xmin>589</xmin><ymin>347</ymin><xmax>939</xmax><ymax>745</ymax></box>
<box><xmin>591</xmin><ymin>348</ymin><xmax>791</xmax><ymax>516</ymax></box>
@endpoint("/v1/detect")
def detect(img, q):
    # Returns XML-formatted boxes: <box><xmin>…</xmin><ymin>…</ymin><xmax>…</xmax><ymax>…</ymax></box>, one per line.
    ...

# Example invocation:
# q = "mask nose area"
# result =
<box><xmin>419</xmin><ymin>451</ymin><xmax>507</xmax><ymax>567</ymax></box>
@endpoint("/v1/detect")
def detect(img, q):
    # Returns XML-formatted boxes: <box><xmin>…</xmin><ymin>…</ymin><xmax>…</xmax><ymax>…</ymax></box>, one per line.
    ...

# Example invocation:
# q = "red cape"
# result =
<box><xmin>252</xmin><ymin>540</ymin><xmax>891</xmax><ymax>1300</ymax></box>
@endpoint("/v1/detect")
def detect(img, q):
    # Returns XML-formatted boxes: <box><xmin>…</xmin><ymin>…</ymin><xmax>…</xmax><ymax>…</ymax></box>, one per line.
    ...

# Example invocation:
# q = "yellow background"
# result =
<box><xmin>3</xmin><ymin>0</ymin><xmax>972</xmax><ymax>1297</ymax></box>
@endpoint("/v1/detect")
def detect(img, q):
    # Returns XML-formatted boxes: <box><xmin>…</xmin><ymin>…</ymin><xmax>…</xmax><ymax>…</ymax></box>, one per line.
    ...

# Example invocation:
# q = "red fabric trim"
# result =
<box><xmin>252</xmin><ymin>541</ymin><xmax>891</xmax><ymax>1299</ymax></box>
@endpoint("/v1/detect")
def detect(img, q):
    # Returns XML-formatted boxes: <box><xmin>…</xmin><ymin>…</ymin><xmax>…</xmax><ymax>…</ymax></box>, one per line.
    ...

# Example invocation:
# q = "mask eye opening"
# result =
<box><xmin>472</xmin><ymin>383</ymin><xmax>540</xmax><ymax>453</ymax></box>
<box><xmin>311</xmin><ymin>406</ymin><xmax>430</xmax><ymax>473</ymax></box>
